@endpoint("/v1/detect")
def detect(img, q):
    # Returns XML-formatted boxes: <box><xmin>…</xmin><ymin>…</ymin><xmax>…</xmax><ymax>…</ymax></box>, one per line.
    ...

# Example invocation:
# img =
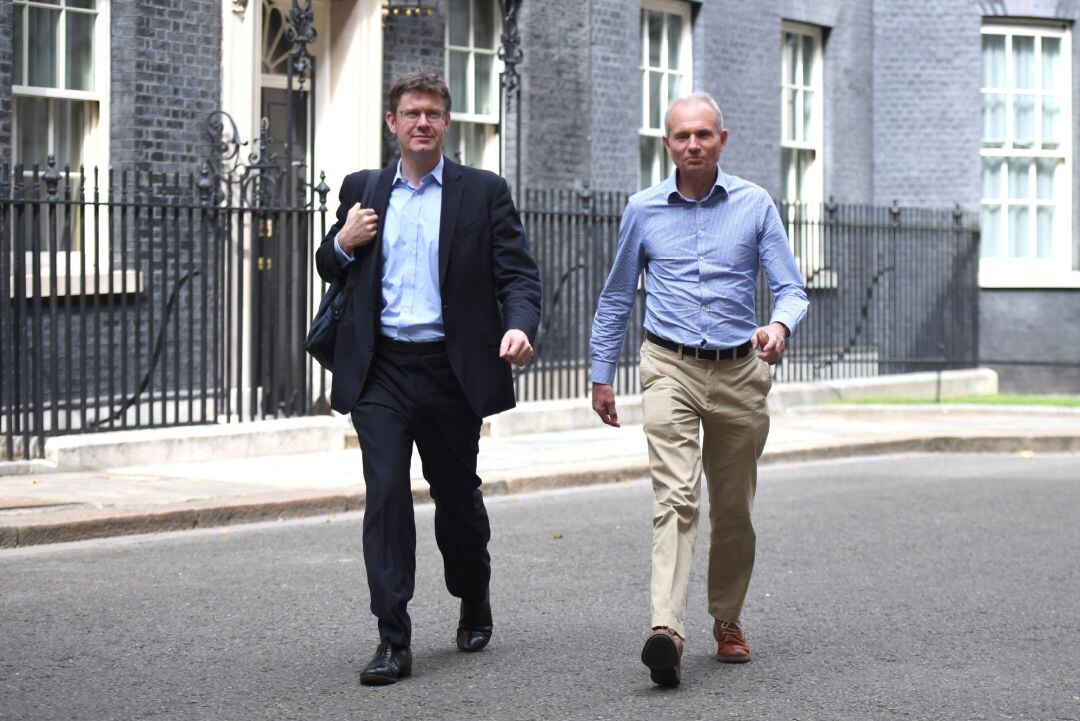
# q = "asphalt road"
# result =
<box><xmin>2</xmin><ymin>453</ymin><xmax>1079</xmax><ymax>721</ymax></box>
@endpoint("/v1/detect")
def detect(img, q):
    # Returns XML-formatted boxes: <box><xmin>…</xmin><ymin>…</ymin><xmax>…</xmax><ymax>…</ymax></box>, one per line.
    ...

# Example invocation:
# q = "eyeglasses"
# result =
<box><xmin>398</xmin><ymin>109</ymin><xmax>446</xmax><ymax>123</ymax></box>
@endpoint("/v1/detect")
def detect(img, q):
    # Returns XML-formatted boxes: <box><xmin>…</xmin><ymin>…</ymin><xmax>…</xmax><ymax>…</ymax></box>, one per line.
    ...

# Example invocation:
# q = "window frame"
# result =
<box><xmin>979</xmin><ymin>20</ymin><xmax>1077</xmax><ymax>288</ymax></box>
<box><xmin>780</xmin><ymin>20</ymin><xmax>824</xmax><ymax>205</ymax></box>
<box><xmin>638</xmin><ymin>0</ymin><xmax>693</xmax><ymax>190</ymax></box>
<box><xmin>11</xmin><ymin>0</ymin><xmax>110</xmax><ymax>276</ymax></box>
<box><xmin>444</xmin><ymin>0</ymin><xmax>502</xmax><ymax>171</ymax></box>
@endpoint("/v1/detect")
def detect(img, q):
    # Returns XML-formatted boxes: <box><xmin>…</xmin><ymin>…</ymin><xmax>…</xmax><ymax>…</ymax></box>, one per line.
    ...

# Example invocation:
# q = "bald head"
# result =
<box><xmin>664</xmin><ymin>92</ymin><xmax>725</xmax><ymax>137</ymax></box>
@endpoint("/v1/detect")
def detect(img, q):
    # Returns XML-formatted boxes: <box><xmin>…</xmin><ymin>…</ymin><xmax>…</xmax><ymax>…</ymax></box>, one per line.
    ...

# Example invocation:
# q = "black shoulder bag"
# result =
<box><xmin>305</xmin><ymin>170</ymin><xmax>379</xmax><ymax>371</ymax></box>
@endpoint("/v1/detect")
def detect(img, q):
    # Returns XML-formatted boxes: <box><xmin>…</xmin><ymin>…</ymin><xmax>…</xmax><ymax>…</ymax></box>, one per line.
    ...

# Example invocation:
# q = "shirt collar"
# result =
<box><xmin>665</xmin><ymin>165</ymin><xmax>729</xmax><ymax>204</ymax></box>
<box><xmin>393</xmin><ymin>155</ymin><xmax>445</xmax><ymax>188</ymax></box>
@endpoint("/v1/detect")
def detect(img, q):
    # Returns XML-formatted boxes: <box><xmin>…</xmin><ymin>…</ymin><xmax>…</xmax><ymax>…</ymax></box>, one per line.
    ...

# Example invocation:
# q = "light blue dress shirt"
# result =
<box><xmin>589</xmin><ymin>168</ymin><xmax>809</xmax><ymax>385</ymax></box>
<box><xmin>335</xmin><ymin>157</ymin><xmax>445</xmax><ymax>341</ymax></box>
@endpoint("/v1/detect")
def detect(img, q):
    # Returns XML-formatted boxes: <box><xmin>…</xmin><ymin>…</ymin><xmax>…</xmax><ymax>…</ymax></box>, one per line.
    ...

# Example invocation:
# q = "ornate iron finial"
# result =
<box><xmin>286</xmin><ymin>0</ymin><xmax>317</xmax><ymax>89</ymax></box>
<box><xmin>43</xmin><ymin>155</ymin><xmax>60</xmax><ymax>202</ymax></box>
<box><xmin>498</xmin><ymin>0</ymin><xmax>523</xmax><ymax>101</ymax></box>
<box><xmin>197</xmin><ymin>163</ymin><xmax>213</xmax><ymax>203</ymax></box>
<box><xmin>825</xmin><ymin>194</ymin><xmax>838</xmax><ymax>221</ymax></box>
<box><xmin>315</xmin><ymin>171</ymin><xmax>330</xmax><ymax>212</ymax></box>
<box><xmin>953</xmin><ymin>202</ymin><xmax>964</xmax><ymax>227</ymax></box>
<box><xmin>205</xmin><ymin>110</ymin><xmax>247</xmax><ymax>176</ymax></box>
<box><xmin>889</xmin><ymin>199</ymin><xmax>901</xmax><ymax>222</ymax></box>
<box><xmin>577</xmin><ymin>181</ymin><xmax>593</xmax><ymax>208</ymax></box>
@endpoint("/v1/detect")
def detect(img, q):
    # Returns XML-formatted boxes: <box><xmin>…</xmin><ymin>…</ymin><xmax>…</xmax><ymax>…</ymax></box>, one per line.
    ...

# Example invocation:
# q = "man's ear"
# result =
<box><xmin>718</xmin><ymin>128</ymin><xmax>729</xmax><ymax>152</ymax></box>
<box><xmin>385</xmin><ymin>111</ymin><xmax>397</xmax><ymax>134</ymax></box>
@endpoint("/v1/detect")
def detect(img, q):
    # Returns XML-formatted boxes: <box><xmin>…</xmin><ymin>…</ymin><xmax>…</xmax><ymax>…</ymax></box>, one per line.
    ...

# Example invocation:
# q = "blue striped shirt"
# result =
<box><xmin>590</xmin><ymin>168</ymin><xmax>808</xmax><ymax>385</ymax></box>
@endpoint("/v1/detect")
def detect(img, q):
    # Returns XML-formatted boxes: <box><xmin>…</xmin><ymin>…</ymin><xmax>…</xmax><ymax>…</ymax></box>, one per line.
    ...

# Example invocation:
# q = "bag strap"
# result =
<box><xmin>343</xmin><ymin>169</ymin><xmax>381</xmax><ymax>293</ymax></box>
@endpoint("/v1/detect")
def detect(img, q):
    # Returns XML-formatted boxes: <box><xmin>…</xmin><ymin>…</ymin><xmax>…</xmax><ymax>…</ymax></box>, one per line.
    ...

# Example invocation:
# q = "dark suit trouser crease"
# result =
<box><xmin>350</xmin><ymin>342</ymin><xmax>491</xmax><ymax>647</ymax></box>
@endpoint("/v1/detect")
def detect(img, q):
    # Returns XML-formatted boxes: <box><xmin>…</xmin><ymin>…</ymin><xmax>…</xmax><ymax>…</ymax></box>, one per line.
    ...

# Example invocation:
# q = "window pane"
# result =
<box><xmin>982</xmin><ymin>157</ymin><xmax>1002</xmax><ymax>199</ymax></box>
<box><xmin>473</xmin><ymin>0</ymin><xmax>495</xmax><ymax>50</ymax></box>
<box><xmin>785</xmin><ymin>88</ymin><xmax>797</xmax><ymax>142</ymax></box>
<box><xmin>1008</xmin><ymin>205</ymin><xmax>1030</xmax><ymax>257</ymax></box>
<box><xmin>448</xmin><ymin>0</ymin><xmax>469</xmax><ymax>47</ymax></box>
<box><xmin>449</xmin><ymin>50</ymin><xmax>469</xmax><ymax>113</ymax></box>
<box><xmin>1013</xmin><ymin>95</ymin><xmax>1034</xmax><ymax>146</ymax></box>
<box><xmin>55</xmin><ymin>99</ymin><xmax>88</xmax><ymax>169</ymax></box>
<box><xmin>803</xmin><ymin>89</ymin><xmax>814</xmax><ymax>141</ymax></box>
<box><xmin>785</xmin><ymin>33</ymin><xmax>798</xmax><ymax>85</ymax></box>
<box><xmin>464</xmin><ymin>121</ymin><xmax>479</xmax><ymax>165</ymax></box>
<box><xmin>982</xmin><ymin>34</ymin><xmax>1005</xmax><ymax>87</ymax></box>
<box><xmin>28</xmin><ymin>7</ymin><xmax>60</xmax><ymax>88</ymax></box>
<box><xmin>14</xmin><ymin>5</ymin><xmax>23</xmax><ymax>85</ymax></box>
<box><xmin>649</xmin><ymin>71</ymin><xmax>662</xmax><ymax>129</ymax></box>
<box><xmin>1042</xmin><ymin>97</ymin><xmax>1060</xmax><ymax>146</ymax></box>
<box><xmin>1036</xmin><ymin>157</ymin><xmax>1056</xmax><ymax>200</ymax></box>
<box><xmin>1041</xmin><ymin>37</ymin><xmax>1061</xmax><ymax>90</ymax></box>
<box><xmin>474</xmin><ymin>53</ymin><xmax>493</xmax><ymax>116</ymax></box>
<box><xmin>639</xmin><ymin>135</ymin><xmax>651</xmax><ymax>188</ymax></box>
<box><xmin>446</xmin><ymin>122</ymin><xmax>462</xmax><ymax>164</ymax></box>
<box><xmin>1013</xmin><ymin>36</ymin><xmax>1035</xmax><ymax>89</ymax></box>
<box><xmin>982</xmin><ymin>93</ymin><xmax>1005</xmax><ymax>143</ymax></box>
<box><xmin>667</xmin><ymin>14</ymin><xmax>682</xmax><ymax>70</ymax></box>
<box><xmin>802</xmin><ymin>35</ymin><xmax>814</xmax><ymax>86</ymax></box>
<box><xmin>647</xmin><ymin>11</ymin><xmax>663</xmax><ymax>68</ymax></box>
<box><xmin>16</xmin><ymin>96</ymin><xmax>50</xmax><ymax>166</ymax></box>
<box><xmin>1008</xmin><ymin>159</ymin><xmax>1030</xmax><ymax>199</ymax></box>
<box><xmin>66</xmin><ymin>10</ymin><xmax>95</xmax><ymax>91</ymax></box>
<box><xmin>67</xmin><ymin>0</ymin><xmax>96</xmax><ymax>8</ymax></box>
<box><xmin>980</xmin><ymin>205</ymin><xmax>1003</xmax><ymax>258</ymax></box>
<box><xmin>667</xmin><ymin>72</ymin><xmax>682</xmax><ymax>106</ymax></box>
<box><xmin>1036</xmin><ymin>207</ymin><xmax>1054</xmax><ymax>258</ymax></box>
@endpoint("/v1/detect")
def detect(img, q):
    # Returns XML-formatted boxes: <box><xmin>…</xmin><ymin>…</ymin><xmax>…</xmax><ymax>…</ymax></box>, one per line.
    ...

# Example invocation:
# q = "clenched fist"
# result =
<box><xmin>499</xmin><ymin>329</ymin><xmax>533</xmax><ymax>367</ymax></box>
<box><xmin>338</xmin><ymin>202</ymin><xmax>379</xmax><ymax>254</ymax></box>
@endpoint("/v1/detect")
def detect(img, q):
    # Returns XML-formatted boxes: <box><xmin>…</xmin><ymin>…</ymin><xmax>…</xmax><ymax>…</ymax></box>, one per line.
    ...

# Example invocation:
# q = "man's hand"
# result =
<box><xmin>592</xmin><ymin>383</ymin><xmax>620</xmax><ymax>428</ymax></box>
<box><xmin>338</xmin><ymin>202</ymin><xmax>379</xmax><ymax>254</ymax></box>
<box><xmin>753</xmin><ymin>322</ymin><xmax>789</xmax><ymax>364</ymax></box>
<box><xmin>499</xmin><ymin>329</ymin><xmax>533</xmax><ymax>367</ymax></box>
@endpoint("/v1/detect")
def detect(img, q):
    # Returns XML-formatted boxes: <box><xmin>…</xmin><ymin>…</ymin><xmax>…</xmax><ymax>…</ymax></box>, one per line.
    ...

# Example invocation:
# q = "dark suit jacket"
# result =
<box><xmin>315</xmin><ymin>158</ymin><xmax>542</xmax><ymax>419</ymax></box>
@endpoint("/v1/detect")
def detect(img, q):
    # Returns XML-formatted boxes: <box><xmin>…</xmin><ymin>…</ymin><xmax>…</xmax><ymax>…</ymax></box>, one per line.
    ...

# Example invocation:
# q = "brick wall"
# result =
<box><xmin>0</xmin><ymin>2</ymin><xmax>11</xmax><ymax>169</ymax></box>
<box><xmin>110</xmin><ymin>0</ymin><xmax>222</xmax><ymax>174</ymax></box>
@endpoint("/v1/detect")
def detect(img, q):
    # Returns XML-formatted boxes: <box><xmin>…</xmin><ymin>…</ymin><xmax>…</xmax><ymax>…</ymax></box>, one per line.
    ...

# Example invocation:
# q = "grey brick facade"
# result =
<box><xmin>0</xmin><ymin>2</ymin><xmax>11</xmax><ymax>169</ymax></box>
<box><xmin>110</xmin><ymin>0</ymin><xmax>222</xmax><ymax>173</ymax></box>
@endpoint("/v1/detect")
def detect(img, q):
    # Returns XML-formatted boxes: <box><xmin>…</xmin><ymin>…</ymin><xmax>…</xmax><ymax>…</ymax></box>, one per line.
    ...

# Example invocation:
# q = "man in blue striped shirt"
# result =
<box><xmin>590</xmin><ymin>92</ymin><xmax>808</xmax><ymax>688</ymax></box>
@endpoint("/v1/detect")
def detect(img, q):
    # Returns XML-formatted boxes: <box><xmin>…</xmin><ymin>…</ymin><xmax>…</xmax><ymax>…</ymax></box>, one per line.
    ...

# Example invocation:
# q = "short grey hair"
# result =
<box><xmin>664</xmin><ymin>92</ymin><xmax>725</xmax><ymax>137</ymax></box>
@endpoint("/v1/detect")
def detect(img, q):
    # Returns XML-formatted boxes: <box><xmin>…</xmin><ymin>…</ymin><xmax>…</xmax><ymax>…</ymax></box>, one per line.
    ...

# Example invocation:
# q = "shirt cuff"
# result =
<box><xmin>333</xmin><ymin>232</ymin><xmax>355</xmax><ymax>265</ymax></box>
<box><xmin>770</xmin><ymin>311</ymin><xmax>800</xmax><ymax>338</ymax></box>
<box><xmin>591</xmin><ymin>359</ymin><xmax>617</xmax><ymax>386</ymax></box>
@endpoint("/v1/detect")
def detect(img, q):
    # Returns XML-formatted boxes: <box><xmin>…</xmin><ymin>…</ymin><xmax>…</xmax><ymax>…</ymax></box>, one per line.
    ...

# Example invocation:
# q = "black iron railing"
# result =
<box><xmin>0</xmin><ymin>158</ymin><xmax>328</xmax><ymax>460</ymax></box>
<box><xmin>2</xmin><ymin>175</ymin><xmax>984</xmax><ymax>460</ymax></box>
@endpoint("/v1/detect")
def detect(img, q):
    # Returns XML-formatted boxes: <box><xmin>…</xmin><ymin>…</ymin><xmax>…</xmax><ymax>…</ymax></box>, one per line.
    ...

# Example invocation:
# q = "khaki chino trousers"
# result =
<box><xmin>639</xmin><ymin>338</ymin><xmax>772</xmax><ymax>638</ymax></box>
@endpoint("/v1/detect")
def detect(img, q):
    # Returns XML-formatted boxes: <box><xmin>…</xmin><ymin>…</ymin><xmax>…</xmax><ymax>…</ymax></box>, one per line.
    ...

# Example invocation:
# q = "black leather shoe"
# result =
<box><xmin>360</xmin><ymin>641</ymin><xmax>412</xmax><ymax>686</ymax></box>
<box><xmin>456</xmin><ymin>593</ymin><xmax>493</xmax><ymax>652</ymax></box>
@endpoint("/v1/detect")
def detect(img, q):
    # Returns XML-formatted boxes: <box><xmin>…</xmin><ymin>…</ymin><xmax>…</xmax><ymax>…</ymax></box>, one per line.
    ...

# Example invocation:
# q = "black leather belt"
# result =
<box><xmin>645</xmin><ymin>330</ymin><xmax>752</xmax><ymax>361</ymax></box>
<box><xmin>379</xmin><ymin>336</ymin><xmax>446</xmax><ymax>355</ymax></box>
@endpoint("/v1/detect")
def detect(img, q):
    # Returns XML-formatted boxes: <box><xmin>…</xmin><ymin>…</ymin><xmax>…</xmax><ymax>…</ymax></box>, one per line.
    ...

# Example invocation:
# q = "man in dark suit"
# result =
<box><xmin>315</xmin><ymin>72</ymin><xmax>541</xmax><ymax>686</ymax></box>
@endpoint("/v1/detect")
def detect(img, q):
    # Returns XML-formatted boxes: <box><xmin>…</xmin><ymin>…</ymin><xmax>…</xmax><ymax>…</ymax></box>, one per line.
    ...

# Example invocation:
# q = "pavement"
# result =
<box><xmin>2</xmin><ymin>396</ymin><xmax>1078</xmax><ymax>549</ymax></box>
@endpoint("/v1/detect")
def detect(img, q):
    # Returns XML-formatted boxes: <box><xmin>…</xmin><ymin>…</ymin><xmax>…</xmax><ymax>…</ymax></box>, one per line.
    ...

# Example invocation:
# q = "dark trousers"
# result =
<box><xmin>350</xmin><ymin>339</ymin><xmax>491</xmax><ymax>646</ymax></box>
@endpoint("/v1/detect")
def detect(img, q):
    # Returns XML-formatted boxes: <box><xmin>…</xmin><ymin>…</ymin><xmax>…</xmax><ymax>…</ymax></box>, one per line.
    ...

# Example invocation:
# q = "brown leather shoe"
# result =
<box><xmin>641</xmin><ymin>627</ymin><xmax>684</xmax><ymax>688</ymax></box>
<box><xmin>713</xmin><ymin>620</ymin><xmax>751</xmax><ymax>663</ymax></box>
